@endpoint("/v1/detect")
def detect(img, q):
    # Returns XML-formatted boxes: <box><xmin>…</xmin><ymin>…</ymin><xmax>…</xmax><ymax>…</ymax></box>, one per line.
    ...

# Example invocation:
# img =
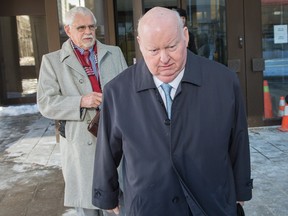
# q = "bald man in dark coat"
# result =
<box><xmin>92</xmin><ymin>7</ymin><xmax>252</xmax><ymax>216</ymax></box>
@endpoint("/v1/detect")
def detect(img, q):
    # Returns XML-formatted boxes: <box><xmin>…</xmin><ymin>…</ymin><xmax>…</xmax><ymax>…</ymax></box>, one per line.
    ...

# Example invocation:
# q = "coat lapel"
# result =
<box><xmin>134</xmin><ymin>59</ymin><xmax>156</xmax><ymax>92</ymax></box>
<box><xmin>60</xmin><ymin>39</ymin><xmax>87</xmax><ymax>77</ymax></box>
<box><xmin>182</xmin><ymin>51</ymin><xmax>203</xmax><ymax>86</ymax></box>
<box><xmin>174</xmin><ymin>51</ymin><xmax>203</xmax><ymax>98</ymax></box>
<box><xmin>97</xmin><ymin>41</ymin><xmax>109</xmax><ymax>64</ymax></box>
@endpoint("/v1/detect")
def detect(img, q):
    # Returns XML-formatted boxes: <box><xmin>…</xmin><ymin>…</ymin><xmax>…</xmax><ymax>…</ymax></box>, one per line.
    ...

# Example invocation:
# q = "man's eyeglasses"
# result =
<box><xmin>71</xmin><ymin>24</ymin><xmax>96</xmax><ymax>32</ymax></box>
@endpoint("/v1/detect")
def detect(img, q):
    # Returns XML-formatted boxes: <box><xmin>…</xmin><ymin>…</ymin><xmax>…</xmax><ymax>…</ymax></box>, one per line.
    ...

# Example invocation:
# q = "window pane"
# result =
<box><xmin>17</xmin><ymin>16</ymin><xmax>35</xmax><ymax>66</ymax></box>
<box><xmin>262</xmin><ymin>0</ymin><xmax>288</xmax><ymax>119</ymax></box>
<box><xmin>115</xmin><ymin>0</ymin><xmax>135</xmax><ymax>66</ymax></box>
<box><xmin>16</xmin><ymin>15</ymin><xmax>37</xmax><ymax>98</ymax></box>
<box><xmin>187</xmin><ymin>0</ymin><xmax>227</xmax><ymax>65</ymax></box>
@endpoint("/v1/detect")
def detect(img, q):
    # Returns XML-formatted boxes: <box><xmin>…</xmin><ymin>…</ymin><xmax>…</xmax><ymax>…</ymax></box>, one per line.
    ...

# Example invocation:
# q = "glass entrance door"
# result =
<box><xmin>185</xmin><ymin>0</ymin><xmax>267</xmax><ymax>126</ymax></box>
<box><xmin>261</xmin><ymin>0</ymin><xmax>288</xmax><ymax>119</ymax></box>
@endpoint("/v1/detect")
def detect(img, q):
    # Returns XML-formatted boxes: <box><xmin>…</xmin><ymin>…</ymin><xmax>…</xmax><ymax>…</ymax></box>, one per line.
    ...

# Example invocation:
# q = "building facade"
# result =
<box><xmin>0</xmin><ymin>0</ymin><xmax>287</xmax><ymax>127</ymax></box>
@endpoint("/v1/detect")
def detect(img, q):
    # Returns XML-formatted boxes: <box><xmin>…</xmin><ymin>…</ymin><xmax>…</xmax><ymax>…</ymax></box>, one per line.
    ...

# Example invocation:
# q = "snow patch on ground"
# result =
<box><xmin>0</xmin><ymin>104</ymin><xmax>39</xmax><ymax>116</ymax></box>
<box><xmin>62</xmin><ymin>209</ymin><xmax>77</xmax><ymax>216</ymax></box>
<box><xmin>0</xmin><ymin>163</ymin><xmax>51</xmax><ymax>190</ymax></box>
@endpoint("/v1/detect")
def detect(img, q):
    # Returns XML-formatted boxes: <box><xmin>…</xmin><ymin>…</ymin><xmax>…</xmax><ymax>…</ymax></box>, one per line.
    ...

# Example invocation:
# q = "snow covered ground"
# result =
<box><xmin>0</xmin><ymin>104</ymin><xmax>39</xmax><ymax>116</ymax></box>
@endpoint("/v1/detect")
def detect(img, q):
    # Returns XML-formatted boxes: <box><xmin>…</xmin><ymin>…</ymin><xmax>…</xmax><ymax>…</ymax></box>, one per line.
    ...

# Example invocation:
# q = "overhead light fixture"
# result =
<box><xmin>273</xmin><ymin>11</ymin><xmax>281</xmax><ymax>15</ymax></box>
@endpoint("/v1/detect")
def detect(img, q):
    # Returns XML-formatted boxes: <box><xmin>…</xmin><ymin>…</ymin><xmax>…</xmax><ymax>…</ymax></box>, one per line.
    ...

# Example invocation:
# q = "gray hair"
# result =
<box><xmin>172</xmin><ymin>9</ymin><xmax>184</xmax><ymax>29</ymax></box>
<box><xmin>64</xmin><ymin>6</ymin><xmax>97</xmax><ymax>26</ymax></box>
<box><xmin>173</xmin><ymin>9</ymin><xmax>185</xmax><ymax>29</ymax></box>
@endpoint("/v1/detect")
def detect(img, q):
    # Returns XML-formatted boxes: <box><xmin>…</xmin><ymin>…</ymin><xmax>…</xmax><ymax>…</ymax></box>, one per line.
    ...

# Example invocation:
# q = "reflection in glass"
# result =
<box><xmin>262</xmin><ymin>1</ymin><xmax>288</xmax><ymax>118</ymax></box>
<box><xmin>16</xmin><ymin>16</ymin><xmax>37</xmax><ymax>98</ymax></box>
<box><xmin>115</xmin><ymin>0</ymin><xmax>135</xmax><ymax>66</ymax></box>
<box><xmin>17</xmin><ymin>16</ymin><xmax>35</xmax><ymax>66</ymax></box>
<box><xmin>186</xmin><ymin>0</ymin><xmax>227</xmax><ymax>65</ymax></box>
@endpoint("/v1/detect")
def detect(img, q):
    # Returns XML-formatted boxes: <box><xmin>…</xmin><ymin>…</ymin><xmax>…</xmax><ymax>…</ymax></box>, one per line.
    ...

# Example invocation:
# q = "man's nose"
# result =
<box><xmin>160</xmin><ymin>50</ymin><xmax>170</xmax><ymax>63</ymax></box>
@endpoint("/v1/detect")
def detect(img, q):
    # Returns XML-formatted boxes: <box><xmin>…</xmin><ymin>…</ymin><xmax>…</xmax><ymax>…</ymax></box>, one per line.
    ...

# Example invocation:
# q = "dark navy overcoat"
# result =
<box><xmin>92</xmin><ymin>51</ymin><xmax>253</xmax><ymax>216</ymax></box>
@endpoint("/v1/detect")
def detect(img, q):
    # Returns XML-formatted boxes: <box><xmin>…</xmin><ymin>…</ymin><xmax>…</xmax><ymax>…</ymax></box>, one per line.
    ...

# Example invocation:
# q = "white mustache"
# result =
<box><xmin>83</xmin><ymin>35</ymin><xmax>94</xmax><ymax>39</ymax></box>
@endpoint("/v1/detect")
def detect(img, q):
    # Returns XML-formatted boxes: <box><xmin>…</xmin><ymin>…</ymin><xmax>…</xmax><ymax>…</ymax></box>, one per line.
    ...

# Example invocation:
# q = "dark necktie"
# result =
<box><xmin>161</xmin><ymin>83</ymin><xmax>173</xmax><ymax>119</ymax></box>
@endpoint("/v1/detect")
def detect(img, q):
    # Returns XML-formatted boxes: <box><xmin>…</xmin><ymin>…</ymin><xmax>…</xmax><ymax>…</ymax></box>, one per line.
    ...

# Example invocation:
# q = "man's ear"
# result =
<box><xmin>183</xmin><ymin>27</ymin><xmax>189</xmax><ymax>47</ymax></box>
<box><xmin>64</xmin><ymin>25</ymin><xmax>71</xmax><ymax>37</ymax></box>
<box><xmin>137</xmin><ymin>36</ymin><xmax>142</xmax><ymax>52</ymax></box>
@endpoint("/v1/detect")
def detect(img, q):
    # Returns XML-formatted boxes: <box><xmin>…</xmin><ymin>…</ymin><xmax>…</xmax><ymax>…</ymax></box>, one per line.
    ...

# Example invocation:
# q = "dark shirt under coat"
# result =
<box><xmin>92</xmin><ymin>51</ymin><xmax>253</xmax><ymax>216</ymax></box>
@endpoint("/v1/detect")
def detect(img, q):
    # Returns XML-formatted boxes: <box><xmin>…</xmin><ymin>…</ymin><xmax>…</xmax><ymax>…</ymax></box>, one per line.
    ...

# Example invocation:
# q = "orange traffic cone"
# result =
<box><xmin>263</xmin><ymin>80</ymin><xmax>273</xmax><ymax>118</ymax></box>
<box><xmin>278</xmin><ymin>104</ymin><xmax>288</xmax><ymax>132</ymax></box>
<box><xmin>278</xmin><ymin>96</ymin><xmax>285</xmax><ymax>117</ymax></box>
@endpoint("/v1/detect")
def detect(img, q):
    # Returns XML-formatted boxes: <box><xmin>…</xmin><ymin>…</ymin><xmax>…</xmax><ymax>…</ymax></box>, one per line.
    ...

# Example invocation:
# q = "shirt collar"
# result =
<box><xmin>153</xmin><ymin>68</ymin><xmax>185</xmax><ymax>90</ymax></box>
<box><xmin>71</xmin><ymin>41</ymin><xmax>93</xmax><ymax>55</ymax></box>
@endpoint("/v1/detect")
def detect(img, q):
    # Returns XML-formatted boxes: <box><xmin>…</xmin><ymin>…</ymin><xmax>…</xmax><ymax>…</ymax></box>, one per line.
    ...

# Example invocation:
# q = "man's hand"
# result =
<box><xmin>80</xmin><ymin>92</ymin><xmax>102</xmax><ymax>108</ymax></box>
<box><xmin>107</xmin><ymin>206</ymin><xmax>120</xmax><ymax>215</ymax></box>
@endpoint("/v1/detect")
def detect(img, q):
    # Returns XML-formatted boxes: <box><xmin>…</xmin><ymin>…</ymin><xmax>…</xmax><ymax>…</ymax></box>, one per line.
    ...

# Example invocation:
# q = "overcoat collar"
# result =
<box><xmin>135</xmin><ymin>51</ymin><xmax>203</xmax><ymax>93</ymax></box>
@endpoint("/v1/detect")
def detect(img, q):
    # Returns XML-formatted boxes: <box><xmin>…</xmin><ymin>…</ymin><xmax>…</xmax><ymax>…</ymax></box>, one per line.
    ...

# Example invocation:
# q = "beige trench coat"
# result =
<box><xmin>37</xmin><ymin>39</ymin><xmax>127</xmax><ymax>208</ymax></box>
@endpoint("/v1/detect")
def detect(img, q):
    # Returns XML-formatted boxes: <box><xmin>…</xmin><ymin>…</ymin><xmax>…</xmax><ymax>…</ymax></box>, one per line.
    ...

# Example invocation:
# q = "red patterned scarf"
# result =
<box><xmin>72</xmin><ymin>41</ymin><xmax>102</xmax><ymax>93</ymax></box>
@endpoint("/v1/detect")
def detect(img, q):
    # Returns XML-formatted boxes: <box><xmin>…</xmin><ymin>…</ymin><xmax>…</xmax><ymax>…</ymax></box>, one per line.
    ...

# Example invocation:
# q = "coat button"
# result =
<box><xmin>79</xmin><ymin>79</ymin><xmax>84</xmax><ymax>83</ymax></box>
<box><xmin>88</xmin><ymin>141</ymin><xmax>93</xmax><ymax>145</ymax></box>
<box><xmin>172</xmin><ymin>196</ymin><xmax>179</xmax><ymax>203</ymax></box>
<box><xmin>247</xmin><ymin>179</ymin><xmax>253</xmax><ymax>188</ymax></box>
<box><xmin>94</xmin><ymin>190</ymin><xmax>101</xmax><ymax>197</ymax></box>
<box><xmin>164</xmin><ymin>119</ymin><xmax>171</xmax><ymax>125</ymax></box>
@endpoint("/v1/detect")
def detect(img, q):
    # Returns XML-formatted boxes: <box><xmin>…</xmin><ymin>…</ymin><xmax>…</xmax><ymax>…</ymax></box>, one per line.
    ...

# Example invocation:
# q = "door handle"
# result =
<box><xmin>252</xmin><ymin>58</ymin><xmax>265</xmax><ymax>72</ymax></box>
<box><xmin>239</xmin><ymin>36</ymin><xmax>244</xmax><ymax>48</ymax></box>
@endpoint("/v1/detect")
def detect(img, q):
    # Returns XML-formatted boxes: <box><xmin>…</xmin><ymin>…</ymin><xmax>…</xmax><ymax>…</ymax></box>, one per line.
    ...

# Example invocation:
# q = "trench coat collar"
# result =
<box><xmin>182</xmin><ymin>51</ymin><xmax>203</xmax><ymax>87</ymax></box>
<box><xmin>59</xmin><ymin>39</ymin><xmax>110</xmax><ymax>76</ymax></box>
<box><xmin>135</xmin><ymin>50</ymin><xmax>203</xmax><ymax>93</ymax></box>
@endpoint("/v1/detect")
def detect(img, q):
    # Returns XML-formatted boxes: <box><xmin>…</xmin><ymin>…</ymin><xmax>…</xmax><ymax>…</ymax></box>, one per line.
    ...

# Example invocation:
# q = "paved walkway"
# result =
<box><xmin>3</xmin><ymin>116</ymin><xmax>61</xmax><ymax>167</ymax></box>
<box><xmin>1</xmin><ymin>115</ymin><xmax>288</xmax><ymax>215</ymax></box>
<box><xmin>245</xmin><ymin>126</ymin><xmax>288</xmax><ymax>215</ymax></box>
<box><xmin>0</xmin><ymin>115</ymin><xmax>75</xmax><ymax>216</ymax></box>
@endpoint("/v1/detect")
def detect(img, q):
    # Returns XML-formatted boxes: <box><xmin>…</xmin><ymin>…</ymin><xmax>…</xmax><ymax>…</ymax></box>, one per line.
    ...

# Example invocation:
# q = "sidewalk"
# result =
<box><xmin>1</xmin><ymin>115</ymin><xmax>288</xmax><ymax>215</ymax></box>
<box><xmin>3</xmin><ymin>116</ymin><xmax>61</xmax><ymax>167</ymax></box>
<box><xmin>0</xmin><ymin>115</ymin><xmax>75</xmax><ymax>216</ymax></box>
<box><xmin>245</xmin><ymin>126</ymin><xmax>288</xmax><ymax>215</ymax></box>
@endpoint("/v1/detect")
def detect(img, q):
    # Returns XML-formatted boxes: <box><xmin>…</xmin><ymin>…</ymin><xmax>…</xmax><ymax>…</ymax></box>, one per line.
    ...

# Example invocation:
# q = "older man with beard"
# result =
<box><xmin>37</xmin><ymin>6</ymin><xmax>127</xmax><ymax>216</ymax></box>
